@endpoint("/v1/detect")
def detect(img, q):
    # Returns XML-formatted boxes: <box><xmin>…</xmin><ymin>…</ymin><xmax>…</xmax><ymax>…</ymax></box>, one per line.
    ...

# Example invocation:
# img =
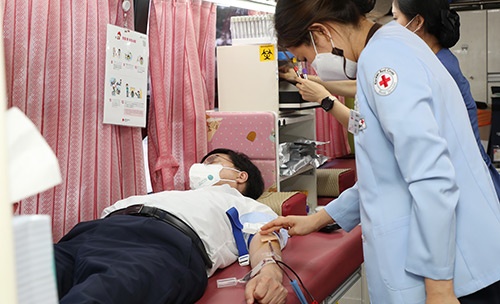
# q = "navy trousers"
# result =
<box><xmin>459</xmin><ymin>280</ymin><xmax>500</xmax><ymax>304</ymax></box>
<box><xmin>54</xmin><ymin>215</ymin><xmax>208</xmax><ymax>304</ymax></box>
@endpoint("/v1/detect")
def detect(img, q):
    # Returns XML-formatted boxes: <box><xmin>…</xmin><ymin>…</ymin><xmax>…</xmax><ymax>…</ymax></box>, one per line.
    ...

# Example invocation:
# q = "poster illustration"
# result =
<box><xmin>103</xmin><ymin>24</ymin><xmax>148</xmax><ymax>127</ymax></box>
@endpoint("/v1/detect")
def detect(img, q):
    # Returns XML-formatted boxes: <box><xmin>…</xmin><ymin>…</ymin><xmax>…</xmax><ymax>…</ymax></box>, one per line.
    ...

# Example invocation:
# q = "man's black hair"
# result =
<box><xmin>201</xmin><ymin>148</ymin><xmax>265</xmax><ymax>200</ymax></box>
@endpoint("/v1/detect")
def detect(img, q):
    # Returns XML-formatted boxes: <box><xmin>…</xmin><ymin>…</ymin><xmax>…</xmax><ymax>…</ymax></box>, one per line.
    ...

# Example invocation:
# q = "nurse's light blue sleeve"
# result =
<box><xmin>324</xmin><ymin>183</ymin><xmax>361</xmax><ymax>232</ymax></box>
<box><xmin>360</xmin><ymin>39</ymin><xmax>458</xmax><ymax>279</ymax></box>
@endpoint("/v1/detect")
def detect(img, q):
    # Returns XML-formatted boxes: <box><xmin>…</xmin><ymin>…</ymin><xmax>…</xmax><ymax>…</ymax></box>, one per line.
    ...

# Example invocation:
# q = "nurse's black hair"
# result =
<box><xmin>201</xmin><ymin>148</ymin><xmax>265</xmax><ymax>200</ymax></box>
<box><xmin>395</xmin><ymin>0</ymin><xmax>460</xmax><ymax>48</ymax></box>
<box><xmin>274</xmin><ymin>0</ymin><xmax>375</xmax><ymax>48</ymax></box>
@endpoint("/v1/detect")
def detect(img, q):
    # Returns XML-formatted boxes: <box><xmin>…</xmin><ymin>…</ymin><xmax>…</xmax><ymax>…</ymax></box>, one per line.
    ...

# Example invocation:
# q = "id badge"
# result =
<box><xmin>348</xmin><ymin>110</ymin><xmax>362</xmax><ymax>135</ymax></box>
<box><xmin>349</xmin><ymin>95</ymin><xmax>366</xmax><ymax>135</ymax></box>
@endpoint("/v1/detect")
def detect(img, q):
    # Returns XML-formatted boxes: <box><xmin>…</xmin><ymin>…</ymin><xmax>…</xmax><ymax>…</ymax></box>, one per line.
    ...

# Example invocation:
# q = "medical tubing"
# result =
<box><xmin>291</xmin><ymin>280</ymin><xmax>308</xmax><ymax>304</ymax></box>
<box><xmin>275</xmin><ymin>260</ymin><xmax>316</xmax><ymax>303</ymax></box>
<box><xmin>216</xmin><ymin>272</ymin><xmax>251</xmax><ymax>288</ymax></box>
<box><xmin>217</xmin><ymin>256</ymin><xmax>317</xmax><ymax>304</ymax></box>
<box><xmin>216</xmin><ymin>258</ymin><xmax>276</xmax><ymax>288</ymax></box>
<box><xmin>216</xmin><ymin>277</ymin><xmax>239</xmax><ymax>288</ymax></box>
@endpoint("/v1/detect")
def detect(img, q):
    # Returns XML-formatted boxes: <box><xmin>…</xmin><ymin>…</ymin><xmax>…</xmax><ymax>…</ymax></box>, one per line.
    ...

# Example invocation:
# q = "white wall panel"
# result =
<box><xmin>488</xmin><ymin>9</ymin><xmax>500</xmax><ymax>74</ymax></box>
<box><xmin>452</xmin><ymin>10</ymin><xmax>488</xmax><ymax>102</ymax></box>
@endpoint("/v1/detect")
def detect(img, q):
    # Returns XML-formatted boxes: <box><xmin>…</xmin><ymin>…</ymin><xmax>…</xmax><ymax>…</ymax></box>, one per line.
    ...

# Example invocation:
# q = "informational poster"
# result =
<box><xmin>103</xmin><ymin>24</ymin><xmax>148</xmax><ymax>127</ymax></box>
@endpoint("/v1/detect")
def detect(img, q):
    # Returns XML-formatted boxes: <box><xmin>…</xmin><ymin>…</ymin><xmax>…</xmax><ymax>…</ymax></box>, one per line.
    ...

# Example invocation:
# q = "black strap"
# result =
<box><xmin>365</xmin><ymin>23</ymin><xmax>383</xmax><ymax>46</ymax></box>
<box><xmin>333</xmin><ymin>23</ymin><xmax>382</xmax><ymax>80</ymax></box>
<box><xmin>107</xmin><ymin>204</ymin><xmax>213</xmax><ymax>268</ymax></box>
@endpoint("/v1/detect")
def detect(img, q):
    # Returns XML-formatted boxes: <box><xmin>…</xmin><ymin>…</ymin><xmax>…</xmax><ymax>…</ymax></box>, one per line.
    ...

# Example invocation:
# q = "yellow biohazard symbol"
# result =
<box><xmin>259</xmin><ymin>45</ymin><xmax>275</xmax><ymax>61</ymax></box>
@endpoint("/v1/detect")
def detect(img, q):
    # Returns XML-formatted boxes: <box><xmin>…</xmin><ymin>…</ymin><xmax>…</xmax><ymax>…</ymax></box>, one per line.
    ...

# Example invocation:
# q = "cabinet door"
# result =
<box><xmin>451</xmin><ymin>10</ymin><xmax>487</xmax><ymax>103</ymax></box>
<box><xmin>216</xmin><ymin>44</ymin><xmax>279</xmax><ymax>112</ymax></box>
<box><xmin>488</xmin><ymin>9</ymin><xmax>500</xmax><ymax>74</ymax></box>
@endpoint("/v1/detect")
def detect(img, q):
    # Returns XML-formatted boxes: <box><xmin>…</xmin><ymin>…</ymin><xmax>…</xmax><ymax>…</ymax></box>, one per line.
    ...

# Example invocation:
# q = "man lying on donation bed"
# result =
<box><xmin>54</xmin><ymin>148</ymin><xmax>289</xmax><ymax>304</ymax></box>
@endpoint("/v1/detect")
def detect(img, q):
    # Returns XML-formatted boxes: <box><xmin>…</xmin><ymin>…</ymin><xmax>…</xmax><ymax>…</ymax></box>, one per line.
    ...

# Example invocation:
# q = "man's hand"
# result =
<box><xmin>244</xmin><ymin>265</ymin><xmax>287</xmax><ymax>304</ymax></box>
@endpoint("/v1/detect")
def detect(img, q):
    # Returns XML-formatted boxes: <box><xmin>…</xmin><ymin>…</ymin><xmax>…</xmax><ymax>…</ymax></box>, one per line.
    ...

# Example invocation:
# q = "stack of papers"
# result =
<box><xmin>13</xmin><ymin>215</ymin><xmax>58</xmax><ymax>304</ymax></box>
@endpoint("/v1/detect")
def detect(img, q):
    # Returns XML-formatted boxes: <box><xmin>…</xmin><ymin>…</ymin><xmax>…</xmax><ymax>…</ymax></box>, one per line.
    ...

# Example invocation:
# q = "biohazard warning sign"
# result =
<box><xmin>259</xmin><ymin>45</ymin><xmax>275</xmax><ymax>61</ymax></box>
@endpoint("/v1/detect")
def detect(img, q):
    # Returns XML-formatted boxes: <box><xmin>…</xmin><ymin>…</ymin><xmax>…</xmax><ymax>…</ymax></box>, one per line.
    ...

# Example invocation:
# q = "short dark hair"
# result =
<box><xmin>275</xmin><ymin>0</ymin><xmax>375</xmax><ymax>48</ymax></box>
<box><xmin>394</xmin><ymin>0</ymin><xmax>460</xmax><ymax>48</ymax></box>
<box><xmin>201</xmin><ymin>148</ymin><xmax>265</xmax><ymax>200</ymax></box>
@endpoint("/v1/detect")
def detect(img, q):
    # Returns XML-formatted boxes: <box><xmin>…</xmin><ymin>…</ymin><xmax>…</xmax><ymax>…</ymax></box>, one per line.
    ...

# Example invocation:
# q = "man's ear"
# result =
<box><xmin>236</xmin><ymin>171</ymin><xmax>249</xmax><ymax>184</ymax></box>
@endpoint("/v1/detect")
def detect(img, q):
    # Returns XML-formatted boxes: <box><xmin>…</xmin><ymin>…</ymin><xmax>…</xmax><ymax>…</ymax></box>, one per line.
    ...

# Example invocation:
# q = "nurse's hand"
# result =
<box><xmin>260</xmin><ymin>210</ymin><xmax>334</xmax><ymax>236</ymax></box>
<box><xmin>245</xmin><ymin>264</ymin><xmax>287</xmax><ymax>304</ymax></box>
<box><xmin>295</xmin><ymin>77</ymin><xmax>331</xmax><ymax>103</ymax></box>
<box><xmin>278</xmin><ymin>67</ymin><xmax>299</xmax><ymax>83</ymax></box>
<box><xmin>425</xmin><ymin>278</ymin><xmax>460</xmax><ymax>304</ymax></box>
<box><xmin>426</xmin><ymin>294</ymin><xmax>459</xmax><ymax>304</ymax></box>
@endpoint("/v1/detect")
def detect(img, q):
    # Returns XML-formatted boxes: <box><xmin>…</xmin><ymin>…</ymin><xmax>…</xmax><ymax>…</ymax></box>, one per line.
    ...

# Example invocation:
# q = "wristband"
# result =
<box><xmin>249</xmin><ymin>257</ymin><xmax>276</xmax><ymax>278</ymax></box>
<box><xmin>216</xmin><ymin>258</ymin><xmax>276</xmax><ymax>288</ymax></box>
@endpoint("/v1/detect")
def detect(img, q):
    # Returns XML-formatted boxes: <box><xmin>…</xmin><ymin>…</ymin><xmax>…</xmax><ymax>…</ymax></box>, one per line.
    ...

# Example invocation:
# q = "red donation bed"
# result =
<box><xmin>202</xmin><ymin>110</ymin><xmax>364</xmax><ymax>303</ymax></box>
<box><xmin>197</xmin><ymin>226</ymin><xmax>363</xmax><ymax>304</ymax></box>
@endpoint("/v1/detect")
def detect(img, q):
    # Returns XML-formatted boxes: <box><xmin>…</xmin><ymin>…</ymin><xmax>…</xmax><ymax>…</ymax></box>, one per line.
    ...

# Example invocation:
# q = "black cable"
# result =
<box><xmin>275</xmin><ymin>260</ymin><xmax>317</xmax><ymax>303</ymax></box>
<box><xmin>274</xmin><ymin>259</ymin><xmax>294</xmax><ymax>282</ymax></box>
<box><xmin>266</xmin><ymin>240</ymin><xmax>316</xmax><ymax>303</ymax></box>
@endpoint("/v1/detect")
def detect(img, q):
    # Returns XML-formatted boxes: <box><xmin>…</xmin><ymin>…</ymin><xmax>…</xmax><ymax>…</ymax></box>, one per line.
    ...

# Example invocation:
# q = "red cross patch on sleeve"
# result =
<box><xmin>373</xmin><ymin>68</ymin><xmax>398</xmax><ymax>96</ymax></box>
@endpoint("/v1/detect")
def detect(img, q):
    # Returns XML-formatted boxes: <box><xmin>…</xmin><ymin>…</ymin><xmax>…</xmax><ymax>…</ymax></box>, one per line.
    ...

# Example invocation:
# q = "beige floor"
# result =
<box><xmin>337</xmin><ymin>264</ymin><xmax>369</xmax><ymax>304</ymax></box>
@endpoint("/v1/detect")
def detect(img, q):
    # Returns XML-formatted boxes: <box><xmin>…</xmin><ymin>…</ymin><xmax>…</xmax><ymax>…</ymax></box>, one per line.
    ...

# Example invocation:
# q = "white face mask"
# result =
<box><xmin>309</xmin><ymin>31</ymin><xmax>357</xmax><ymax>81</ymax></box>
<box><xmin>189</xmin><ymin>163</ymin><xmax>239</xmax><ymax>190</ymax></box>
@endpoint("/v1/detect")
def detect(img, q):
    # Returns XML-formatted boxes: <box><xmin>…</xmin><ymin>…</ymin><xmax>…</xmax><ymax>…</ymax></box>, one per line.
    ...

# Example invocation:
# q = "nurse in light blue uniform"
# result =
<box><xmin>262</xmin><ymin>1</ymin><xmax>500</xmax><ymax>303</ymax></box>
<box><xmin>336</xmin><ymin>20</ymin><xmax>500</xmax><ymax>303</ymax></box>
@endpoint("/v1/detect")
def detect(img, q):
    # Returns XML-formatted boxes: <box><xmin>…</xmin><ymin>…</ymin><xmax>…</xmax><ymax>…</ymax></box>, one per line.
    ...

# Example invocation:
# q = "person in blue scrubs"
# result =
<box><xmin>261</xmin><ymin>0</ymin><xmax>500</xmax><ymax>303</ymax></box>
<box><xmin>392</xmin><ymin>0</ymin><xmax>500</xmax><ymax>202</ymax></box>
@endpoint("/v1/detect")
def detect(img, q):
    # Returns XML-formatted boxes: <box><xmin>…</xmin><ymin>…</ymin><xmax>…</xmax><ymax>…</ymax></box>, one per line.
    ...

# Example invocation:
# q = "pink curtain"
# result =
<box><xmin>148</xmin><ymin>0</ymin><xmax>216</xmax><ymax>191</ymax></box>
<box><xmin>315</xmin><ymin>96</ymin><xmax>351</xmax><ymax>158</ymax></box>
<box><xmin>3</xmin><ymin>0</ymin><xmax>147</xmax><ymax>241</ymax></box>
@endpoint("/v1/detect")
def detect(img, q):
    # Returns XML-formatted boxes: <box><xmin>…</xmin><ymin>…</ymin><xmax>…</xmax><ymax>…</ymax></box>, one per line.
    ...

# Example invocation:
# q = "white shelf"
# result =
<box><xmin>231</xmin><ymin>37</ymin><xmax>275</xmax><ymax>46</ymax></box>
<box><xmin>280</xmin><ymin>164</ymin><xmax>315</xmax><ymax>182</ymax></box>
<box><xmin>278</xmin><ymin>112</ymin><xmax>315</xmax><ymax>127</ymax></box>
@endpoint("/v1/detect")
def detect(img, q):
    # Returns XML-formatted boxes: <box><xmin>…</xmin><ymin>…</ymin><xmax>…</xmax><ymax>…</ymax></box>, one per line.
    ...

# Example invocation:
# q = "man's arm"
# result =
<box><xmin>244</xmin><ymin>233</ymin><xmax>287</xmax><ymax>304</ymax></box>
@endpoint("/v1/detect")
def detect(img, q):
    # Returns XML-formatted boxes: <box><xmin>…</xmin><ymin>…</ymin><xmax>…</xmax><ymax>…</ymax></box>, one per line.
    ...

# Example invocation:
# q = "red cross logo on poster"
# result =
<box><xmin>373</xmin><ymin>67</ymin><xmax>398</xmax><ymax>96</ymax></box>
